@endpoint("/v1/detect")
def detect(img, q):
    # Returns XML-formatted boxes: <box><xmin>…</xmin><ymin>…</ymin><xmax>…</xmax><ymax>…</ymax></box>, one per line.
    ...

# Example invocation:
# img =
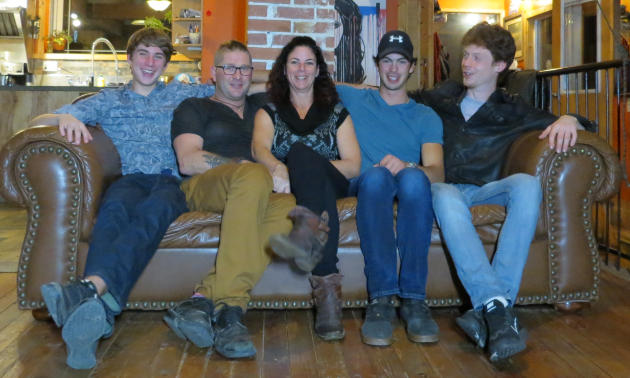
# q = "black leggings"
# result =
<box><xmin>285</xmin><ymin>142</ymin><xmax>349</xmax><ymax>276</ymax></box>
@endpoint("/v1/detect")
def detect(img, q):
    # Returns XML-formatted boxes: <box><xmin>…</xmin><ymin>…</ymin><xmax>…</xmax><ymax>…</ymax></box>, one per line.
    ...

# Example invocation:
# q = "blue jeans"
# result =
<box><xmin>431</xmin><ymin>173</ymin><xmax>542</xmax><ymax>310</ymax></box>
<box><xmin>348</xmin><ymin>167</ymin><xmax>433</xmax><ymax>300</ymax></box>
<box><xmin>84</xmin><ymin>173</ymin><xmax>188</xmax><ymax>310</ymax></box>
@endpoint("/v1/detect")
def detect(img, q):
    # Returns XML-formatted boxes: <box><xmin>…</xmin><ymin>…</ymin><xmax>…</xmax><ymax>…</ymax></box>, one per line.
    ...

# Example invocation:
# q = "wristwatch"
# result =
<box><xmin>405</xmin><ymin>161</ymin><xmax>418</xmax><ymax>168</ymax></box>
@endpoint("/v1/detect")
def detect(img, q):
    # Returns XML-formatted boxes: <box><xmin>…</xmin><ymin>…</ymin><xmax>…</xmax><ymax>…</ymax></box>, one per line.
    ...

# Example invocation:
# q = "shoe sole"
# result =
<box><xmin>268</xmin><ymin>235</ymin><xmax>316</xmax><ymax>272</ymax></box>
<box><xmin>406</xmin><ymin>332</ymin><xmax>439</xmax><ymax>343</ymax></box>
<box><xmin>489</xmin><ymin>340</ymin><xmax>527</xmax><ymax>362</ymax></box>
<box><xmin>456</xmin><ymin>316</ymin><xmax>485</xmax><ymax>348</ymax></box>
<box><xmin>316</xmin><ymin>330</ymin><xmax>345</xmax><ymax>341</ymax></box>
<box><xmin>455</xmin><ymin>317</ymin><xmax>529</xmax><ymax>349</ymax></box>
<box><xmin>361</xmin><ymin>331</ymin><xmax>392</xmax><ymax>346</ymax></box>
<box><xmin>163</xmin><ymin>310</ymin><xmax>214</xmax><ymax>348</ymax></box>
<box><xmin>41</xmin><ymin>282</ymin><xmax>65</xmax><ymax>327</ymax></box>
<box><xmin>62</xmin><ymin>299</ymin><xmax>107</xmax><ymax>370</ymax></box>
<box><xmin>215</xmin><ymin>345</ymin><xmax>257</xmax><ymax>359</ymax></box>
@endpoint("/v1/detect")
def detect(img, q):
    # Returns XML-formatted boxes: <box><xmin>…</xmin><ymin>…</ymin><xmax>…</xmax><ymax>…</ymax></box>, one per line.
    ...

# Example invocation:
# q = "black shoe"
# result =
<box><xmin>484</xmin><ymin>300</ymin><xmax>527</xmax><ymax>362</ymax></box>
<box><xmin>401</xmin><ymin>299</ymin><xmax>439</xmax><ymax>343</ymax></box>
<box><xmin>41</xmin><ymin>280</ymin><xmax>99</xmax><ymax>327</ymax></box>
<box><xmin>456</xmin><ymin>309</ymin><xmax>488</xmax><ymax>348</ymax></box>
<box><xmin>361</xmin><ymin>296</ymin><xmax>396</xmax><ymax>346</ymax></box>
<box><xmin>164</xmin><ymin>297</ymin><xmax>215</xmax><ymax>348</ymax></box>
<box><xmin>457</xmin><ymin>308</ymin><xmax>529</xmax><ymax>349</ymax></box>
<box><xmin>214</xmin><ymin>305</ymin><xmax>256</xmax><ymax>358</ymax></box>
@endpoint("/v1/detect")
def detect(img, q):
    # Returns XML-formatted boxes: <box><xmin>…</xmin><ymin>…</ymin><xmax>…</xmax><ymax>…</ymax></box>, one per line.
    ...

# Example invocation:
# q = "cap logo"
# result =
<box><xmin>389</xmin><ymin>35</ymin><xmax>404</xmax><ymax>43</ymax></box>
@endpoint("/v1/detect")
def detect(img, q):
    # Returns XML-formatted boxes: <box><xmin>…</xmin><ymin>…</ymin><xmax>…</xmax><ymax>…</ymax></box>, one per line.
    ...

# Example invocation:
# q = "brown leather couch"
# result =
<box><xmin>0</xmin><ymin>124</ymin><xmax>621</xmax><ymax>316</ymax></box>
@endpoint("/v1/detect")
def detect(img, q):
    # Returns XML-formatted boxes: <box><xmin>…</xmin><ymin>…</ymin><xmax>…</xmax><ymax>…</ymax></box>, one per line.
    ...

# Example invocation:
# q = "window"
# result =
<box><xmin>533</xmin><ymin>15</ymin><xmax>552</xmax><ymax>70</ymax></box>
<box><xmin>50</xmin><ymin>0</ymin><xmax>170</xmax><ymax>52</ymax></box>
<box><xmin>562</xmin><ymin>0</ymin><xmax>600</xmax><ymax>90</ymax></box>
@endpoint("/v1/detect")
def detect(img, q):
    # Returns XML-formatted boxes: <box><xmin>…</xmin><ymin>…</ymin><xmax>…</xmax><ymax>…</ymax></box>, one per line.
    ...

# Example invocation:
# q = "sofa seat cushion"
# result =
<box><xmin>159</xmin><ymin>199</ymin><xmax>511</xmax><ymax>249</ymax></box>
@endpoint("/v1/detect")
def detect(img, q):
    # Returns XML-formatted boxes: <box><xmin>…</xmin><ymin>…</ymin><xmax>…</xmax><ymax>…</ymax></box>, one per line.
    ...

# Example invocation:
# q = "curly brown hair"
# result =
<box><xmin>461</xmin><ymin>22</ymin><xmax>516</xmax><ymax>72</ymax></box>
<box><xmin>127</xmin><ymin>28</ymin><xmax>174</xmax><ymax>63</ymax></box>
<box><xmin>267</xmin><ymin>36</ymin><xmax>339</xmax><ymax>108</ymax></box>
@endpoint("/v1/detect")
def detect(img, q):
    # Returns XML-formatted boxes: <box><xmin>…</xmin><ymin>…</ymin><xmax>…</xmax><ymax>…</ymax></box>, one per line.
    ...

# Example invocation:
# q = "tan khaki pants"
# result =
<box><xmin>181</xmin><ymin>163</ymin><xmax>295</xmax><ymax>310</ymax></box>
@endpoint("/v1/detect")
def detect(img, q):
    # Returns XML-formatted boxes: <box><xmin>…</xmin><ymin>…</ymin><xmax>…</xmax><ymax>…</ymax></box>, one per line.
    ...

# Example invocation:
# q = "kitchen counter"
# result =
<box><xmin>0</xmin><ymin>86</ymin><xmax>109</xmax><ymax>92</ymax></box>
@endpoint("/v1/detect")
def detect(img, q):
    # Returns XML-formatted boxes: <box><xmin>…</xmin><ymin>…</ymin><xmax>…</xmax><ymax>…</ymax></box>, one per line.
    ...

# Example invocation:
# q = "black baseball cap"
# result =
<box><xmin>377</xmin><ymin>30</ymin><xmax>414</xmax><ymax>60</ymax></box>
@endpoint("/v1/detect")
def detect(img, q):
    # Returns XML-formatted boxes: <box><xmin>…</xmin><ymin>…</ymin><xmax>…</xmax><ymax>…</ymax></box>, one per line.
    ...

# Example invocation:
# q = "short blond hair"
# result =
<box><xmin>214</xmin><ymin>40</ymin><xmax>252</xmax><ymax>65</ymax></box>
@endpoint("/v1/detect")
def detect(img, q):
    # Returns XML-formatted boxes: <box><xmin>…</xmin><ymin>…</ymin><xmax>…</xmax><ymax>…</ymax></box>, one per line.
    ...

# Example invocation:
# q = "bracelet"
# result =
<box><xmin>405</xmin><ymin>161</ymin><xmax>418</xmax><ymax>168</ymax></box>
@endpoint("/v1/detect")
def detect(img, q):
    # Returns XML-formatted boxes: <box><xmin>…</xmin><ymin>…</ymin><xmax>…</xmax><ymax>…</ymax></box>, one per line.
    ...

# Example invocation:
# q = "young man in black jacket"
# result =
<box><xmin>410</xmin><ymin>22</ymin><xmax>590</xmax><ymax>362</ymax></box>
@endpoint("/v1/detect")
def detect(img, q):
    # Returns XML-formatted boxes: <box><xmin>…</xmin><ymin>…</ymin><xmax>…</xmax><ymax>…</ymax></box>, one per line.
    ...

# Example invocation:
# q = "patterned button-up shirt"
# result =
<box><xmin>55</xmin><ymin>80</ymin><xmax>215</xmax><ymax>177</ymax></box>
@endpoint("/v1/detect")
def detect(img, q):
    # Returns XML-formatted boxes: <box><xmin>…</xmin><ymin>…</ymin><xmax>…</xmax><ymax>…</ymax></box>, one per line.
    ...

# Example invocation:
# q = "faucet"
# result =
<box><xmin>91</xmin><ymin>38</ymin><xmax>121</xmax><ymax>86</ymax></box>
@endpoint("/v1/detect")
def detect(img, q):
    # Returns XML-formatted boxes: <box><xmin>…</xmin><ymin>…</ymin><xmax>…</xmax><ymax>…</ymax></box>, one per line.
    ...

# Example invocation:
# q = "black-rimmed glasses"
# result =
<box><xmin>215</xmin><ymin>65</ymin><xmax>254</xmax><ymax>76</ymax></box>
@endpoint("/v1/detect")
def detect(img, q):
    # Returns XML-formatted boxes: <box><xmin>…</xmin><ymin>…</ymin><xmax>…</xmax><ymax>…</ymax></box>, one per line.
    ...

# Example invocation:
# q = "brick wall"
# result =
<box><xmin>247</xmin><ymin>0</ymin><xmax>337</xmax><ymax>73</ymax></box>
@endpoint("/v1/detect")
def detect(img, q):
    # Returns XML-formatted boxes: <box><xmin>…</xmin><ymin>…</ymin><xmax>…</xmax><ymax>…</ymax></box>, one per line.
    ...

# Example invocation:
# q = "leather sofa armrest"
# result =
<box><xmin>0</xmin><ymin>125</ymin><xmax>122</xmax><ymax>236</ymax></box>
<box><xmin>0</xmin><ymin>125</ymin><xmax>121</xmax><ymax>309</ymax></box>
<box><xmin>503</xmin><ymin>130</ymin><xmax>621</xmax><ymax>202</ymax></box>
<box><xmin>502</xmin><ymin>130</ymin><xmax>622</xmax><ymax>301</ymax></box>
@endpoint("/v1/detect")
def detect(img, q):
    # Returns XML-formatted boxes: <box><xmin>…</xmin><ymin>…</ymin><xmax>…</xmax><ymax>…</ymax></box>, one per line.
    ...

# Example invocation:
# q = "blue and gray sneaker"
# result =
<box><xmin>456</xmin><ymin>308</ymin><xmax>529</xmax><ymax>349</ymax></box>
<box><xmin>41</xmin><ymin>280</ymin><xmax>99</xmax><ymax>327</ymax></box>
<box><xmin>483</xmin><ymin>300</ymin><xmax>527</xmax><ymax>362</ymax></box>
<box><xmin>61</xmin><ymin>298</ymin><xmax>109</xmax><ymax>369</ymax></box>
<box><xmin>41</xmin><ymin>280</ymin><xmax>118</xmax><ymax>337</ymax></box>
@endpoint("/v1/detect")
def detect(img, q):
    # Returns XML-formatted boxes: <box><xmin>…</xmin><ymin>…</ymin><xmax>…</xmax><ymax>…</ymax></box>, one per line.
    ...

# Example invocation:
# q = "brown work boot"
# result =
<box><xmin>269</xmin><ymin>206</ymin><xmax>330</xmax><ymax>272</ymax></box>
<box><xmin>309</xmin><ymin>273</ymin><xmax>345</xmax><ymax>340</ymax></box>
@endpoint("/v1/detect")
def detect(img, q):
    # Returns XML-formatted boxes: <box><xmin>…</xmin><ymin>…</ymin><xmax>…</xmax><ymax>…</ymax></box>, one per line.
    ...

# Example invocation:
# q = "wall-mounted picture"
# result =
<box><xmin>505</xmin><ymin>13</ymin><xmax>523</xmax><ymax>59</ymax></box>
<box><xmin>334</xmin><ymin>0</ymin><xmax>386</xmax><ymax>85</ymax></box>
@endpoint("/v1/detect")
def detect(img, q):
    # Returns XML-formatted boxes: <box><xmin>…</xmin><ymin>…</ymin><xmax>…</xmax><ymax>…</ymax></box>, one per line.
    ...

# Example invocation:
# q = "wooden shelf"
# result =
<box><xmin>171</xmin><ymin>0</ymin><xmax>203</xmax><ymax>59</ymax></box>
<box><xmin>173</xmin><ymin>44</ymin><xmax>202</xmax><ymax>59</ymax></box>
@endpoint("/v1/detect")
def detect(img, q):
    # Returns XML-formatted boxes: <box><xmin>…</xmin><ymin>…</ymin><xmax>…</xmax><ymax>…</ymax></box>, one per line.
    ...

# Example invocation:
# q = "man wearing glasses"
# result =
<box><xmin>166</xmin><ymin>40</ymin><xmax>327</xmax><ymax>359</ymax></box>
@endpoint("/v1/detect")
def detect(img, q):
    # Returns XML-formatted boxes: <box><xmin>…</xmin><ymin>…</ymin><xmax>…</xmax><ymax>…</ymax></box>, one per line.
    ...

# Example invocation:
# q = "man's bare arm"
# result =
<box><xmin>173</xmin><ymin>133</ymin><xmax>242</xmax><ymax>176</ymax></box>
<box><xmin>30</xmin><ymin>114</ymin><xmax>60</xmax><ymax>127</ymax></box>
<box><xmin>419</xmin><ymin>143</ymin><xmax>444</xmax><ymax>183</ymax></box>
<box><xmin>30</xmin><ymin>113</ymin><xmax>93</xmax><ymax>145</ymax></box>
<box><xmin>538</xmin><ymin>115</ymin><xmax>584</xmax><ymax>153</ymax></box>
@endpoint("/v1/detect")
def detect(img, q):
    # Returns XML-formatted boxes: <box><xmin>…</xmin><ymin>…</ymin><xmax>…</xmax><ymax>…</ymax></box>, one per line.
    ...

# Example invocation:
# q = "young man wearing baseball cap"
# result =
<box><xmin>336</xmin><ymin>30</ymin><xmax>444</xmax><ymax>346</ymax></box>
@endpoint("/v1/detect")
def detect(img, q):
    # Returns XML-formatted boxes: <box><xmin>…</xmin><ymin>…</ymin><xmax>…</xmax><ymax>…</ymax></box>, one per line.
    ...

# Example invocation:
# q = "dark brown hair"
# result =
<box><xmin>214</xmin><ymin>40</ymin><xmax>252</xmax><ymax>65</ymax></box>
<box><xmin>127</xmin><ymin>28</ymin><xmax>174</xmax><ymax>63</ymax></box>
<box><xmin>267</xmin><ymin>36</ymin><xmax>339</xmax><ymax>108</ymax></box>
<box><xmin>461</xmin><ymin>22</ymin><xmax>516</xmax><ymax>72</ymax></box>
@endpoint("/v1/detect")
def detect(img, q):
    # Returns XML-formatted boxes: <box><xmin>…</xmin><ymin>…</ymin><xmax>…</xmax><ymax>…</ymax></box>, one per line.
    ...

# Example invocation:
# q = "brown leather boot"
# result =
<box><xmin>309</xmin><ymin>273</ymin><xmax>345</xmax><ymax>340</ymax></box>
<box><xmin>269</xmin><ymin>206</ymin><xmax>330</xmax><ymax>272</ymax></box>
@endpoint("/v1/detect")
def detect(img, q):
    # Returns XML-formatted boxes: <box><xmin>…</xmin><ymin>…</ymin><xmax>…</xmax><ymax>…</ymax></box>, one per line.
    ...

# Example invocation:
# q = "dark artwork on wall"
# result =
<box><xmin>334</xmin><ymin>0</ymin><xmax>366</xmax><ymax>84</ymax></box>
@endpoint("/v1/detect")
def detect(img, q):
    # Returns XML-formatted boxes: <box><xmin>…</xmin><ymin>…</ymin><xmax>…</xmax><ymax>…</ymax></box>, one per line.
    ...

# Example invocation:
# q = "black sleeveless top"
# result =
<box><xmin>262</xmin><ymin>102</ymin><xmax>349</xmax><ymax>162</ymax></box>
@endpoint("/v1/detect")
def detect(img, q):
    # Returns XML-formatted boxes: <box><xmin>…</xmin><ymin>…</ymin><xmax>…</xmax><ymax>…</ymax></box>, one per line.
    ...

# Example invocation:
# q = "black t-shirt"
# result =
<box><xmin>171</xmin><ymin>92</ymin><xmax>267</xmax><ymax>162</ymax></box>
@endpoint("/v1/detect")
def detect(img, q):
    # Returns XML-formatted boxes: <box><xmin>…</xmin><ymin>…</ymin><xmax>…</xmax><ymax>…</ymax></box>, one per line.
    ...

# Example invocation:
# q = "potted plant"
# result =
<box><xmin>44</xmin><ymin>30</ymin><xmax>73</xmax><ymax>52</ymax></box>
<box><xmin>144</xmin><ymin>17</ymin><xmax>171</xmax><ymax>33</ymax></box>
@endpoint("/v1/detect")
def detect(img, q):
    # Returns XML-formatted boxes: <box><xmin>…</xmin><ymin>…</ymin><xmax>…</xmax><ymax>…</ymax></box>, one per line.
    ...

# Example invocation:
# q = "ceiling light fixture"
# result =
<box><xmin>147</xmin><ymin>0</ymin><xmax>170</xmax><ymax>11</ymax></box>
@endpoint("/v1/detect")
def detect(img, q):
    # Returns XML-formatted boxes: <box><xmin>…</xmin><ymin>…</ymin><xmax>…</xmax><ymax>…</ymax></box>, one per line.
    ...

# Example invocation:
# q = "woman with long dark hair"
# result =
<box><xmin>252</xmin><ymin>36</ymin><xmax>361</xmax><ymax>340</ymax></box>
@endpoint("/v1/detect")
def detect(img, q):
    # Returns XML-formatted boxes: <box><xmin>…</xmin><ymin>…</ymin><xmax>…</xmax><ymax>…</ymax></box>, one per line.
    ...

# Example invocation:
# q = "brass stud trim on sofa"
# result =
<box><xmin>545</xmin><ymin>147</ymin><xmax>601</xmax><ymax>305</ymax></box>
<box><xmin>16</xmin><ymin>143</ymin><xmax>84</xmax><ymax>309</ymax></box>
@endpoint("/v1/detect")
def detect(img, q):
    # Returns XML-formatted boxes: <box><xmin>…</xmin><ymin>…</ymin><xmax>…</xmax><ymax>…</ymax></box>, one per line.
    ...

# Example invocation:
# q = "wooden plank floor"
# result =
<box><xmin>3</xmin><ymin>204</ymin><xmax>630</xmax><ymax>376</ymax></box>
<box><xmin>0</xmin><ymin>203</ymin><xmax>27</xmax><ymax>273</ymax></box>
<box><xmin>0</xmin><ymin>271</ymin><xmax>629</xmax><ymax>377</ymax></box>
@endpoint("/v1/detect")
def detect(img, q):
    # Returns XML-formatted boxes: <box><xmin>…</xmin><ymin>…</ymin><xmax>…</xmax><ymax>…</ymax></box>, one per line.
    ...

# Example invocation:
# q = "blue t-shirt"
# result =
<box><xmin>460</xmin><ymin>95</ymin><xmax>485</xmax><ymax>121</ymax></box>
<box><xmin>55</xmin><ymin>80</ymin><xmax>215</xmax><ymax>177</ymax></box>
<box><xmin>336</xmin><ymin>85</ymin><xmax>443</xmax><ymax>173</ymax></box>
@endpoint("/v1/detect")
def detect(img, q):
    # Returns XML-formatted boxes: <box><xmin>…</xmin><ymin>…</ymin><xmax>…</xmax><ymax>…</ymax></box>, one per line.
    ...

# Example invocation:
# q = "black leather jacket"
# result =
<box><xmin>409</xmin><ymin>80</ymin><xmax>593</xmax><ymax>186</ymax></box>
